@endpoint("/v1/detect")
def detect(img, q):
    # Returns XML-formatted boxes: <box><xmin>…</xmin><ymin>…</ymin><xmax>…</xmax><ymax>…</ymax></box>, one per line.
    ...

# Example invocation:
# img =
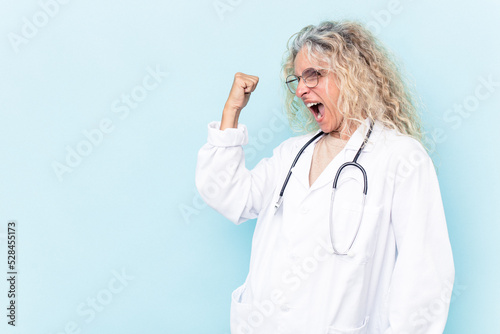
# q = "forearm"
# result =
<box><xmin>220</xmin><ymin>72</ymin><xmax>258</xmax><ymax>130</ymax></box>
<box><xmin>220</xmin><ymin>105</ymin><xmax>241</xmax><ymax>130</ymax></box>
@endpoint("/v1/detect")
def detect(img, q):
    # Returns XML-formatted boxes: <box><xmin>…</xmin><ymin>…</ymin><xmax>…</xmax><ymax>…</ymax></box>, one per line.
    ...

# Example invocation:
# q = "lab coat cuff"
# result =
<box><xmin>207</xmin><ymin>121</ymin><xmax>249</xmax><ymax>147</ymax></box>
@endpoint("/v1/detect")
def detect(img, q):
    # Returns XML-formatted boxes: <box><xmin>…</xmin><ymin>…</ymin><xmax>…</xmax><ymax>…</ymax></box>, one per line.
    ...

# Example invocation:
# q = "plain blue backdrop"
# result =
<box><xmin>1</xmin><ymin>0</ymin><xmax>499</xmax><ymax>333</ymax></box>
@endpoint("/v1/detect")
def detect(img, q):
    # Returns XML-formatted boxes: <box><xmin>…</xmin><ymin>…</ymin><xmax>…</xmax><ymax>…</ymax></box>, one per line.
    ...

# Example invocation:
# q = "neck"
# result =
<box><xmin>328</xmin><ymin>131</ymin><xmax>344</xmax><ymax>140</ymax></box>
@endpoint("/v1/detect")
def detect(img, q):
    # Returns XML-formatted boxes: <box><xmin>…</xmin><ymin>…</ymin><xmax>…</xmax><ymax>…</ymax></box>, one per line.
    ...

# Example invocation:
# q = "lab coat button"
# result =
<box><xmin>300</xmin><ymin>206</ymin><xmax>309</xmax><ymax>214</ymax></box>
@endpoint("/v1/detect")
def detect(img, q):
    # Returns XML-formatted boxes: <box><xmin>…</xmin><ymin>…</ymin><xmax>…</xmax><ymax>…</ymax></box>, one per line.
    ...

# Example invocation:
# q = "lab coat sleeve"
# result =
<box><xmin>384</xmin><ymin>142</ymin><xmax>455</xmax><ymax>334</ymax></box>
<box><xmin>195</xmin><ymin>121</ymin><xmax>283</xmax><ymax>224</ymax></box>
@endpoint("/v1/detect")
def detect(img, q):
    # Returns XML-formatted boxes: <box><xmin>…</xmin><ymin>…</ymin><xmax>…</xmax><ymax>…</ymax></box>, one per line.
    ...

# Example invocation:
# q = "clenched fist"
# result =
<box><xmin>220</xmin><ymin>72</ymin><xmax>259</xmax><ymax>130</ymax></box>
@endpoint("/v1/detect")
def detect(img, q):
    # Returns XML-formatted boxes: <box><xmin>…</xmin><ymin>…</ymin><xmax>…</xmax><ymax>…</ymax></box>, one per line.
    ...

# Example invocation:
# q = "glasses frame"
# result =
<box><xmin>285</xmin><ymin>68</ymin><xmax>324</xmax><ymax>94</ymax></box>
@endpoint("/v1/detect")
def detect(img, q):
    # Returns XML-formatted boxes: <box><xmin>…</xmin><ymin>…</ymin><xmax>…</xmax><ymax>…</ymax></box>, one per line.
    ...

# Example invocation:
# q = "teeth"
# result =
<box><xmin>306</xmin><ymin>102</ymin><xmax>319</xmax><ymax>108</ymax></box>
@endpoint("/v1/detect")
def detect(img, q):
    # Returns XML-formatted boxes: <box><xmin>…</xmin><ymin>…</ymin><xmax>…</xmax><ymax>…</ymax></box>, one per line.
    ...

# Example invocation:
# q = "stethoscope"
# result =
<box><xmin>274</xmin><ymin>120</ymin><xmax>374</xmax><ymax>256</ymax></box>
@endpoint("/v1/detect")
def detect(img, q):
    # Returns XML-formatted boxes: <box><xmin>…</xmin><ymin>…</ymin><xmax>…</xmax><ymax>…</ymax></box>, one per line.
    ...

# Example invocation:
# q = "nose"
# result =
<box><xmin>295</xmin><ymin>78</ymin><xmax>310</xmax><ymax>98</ymax></box>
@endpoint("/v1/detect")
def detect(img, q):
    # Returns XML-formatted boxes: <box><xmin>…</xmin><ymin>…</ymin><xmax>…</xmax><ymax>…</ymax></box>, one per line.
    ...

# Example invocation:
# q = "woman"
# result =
<box><xmin>196</xmin><ymin>21</ymin><xmax>454</xmax><ymax>334</ymax></box>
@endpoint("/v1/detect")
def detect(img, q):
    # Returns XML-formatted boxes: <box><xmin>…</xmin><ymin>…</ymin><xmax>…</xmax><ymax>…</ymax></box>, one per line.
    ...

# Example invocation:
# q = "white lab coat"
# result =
<box><xmin>196</xmin><ymin>119</ymin><xmax>455</xmax><ymax>334</ymax></box>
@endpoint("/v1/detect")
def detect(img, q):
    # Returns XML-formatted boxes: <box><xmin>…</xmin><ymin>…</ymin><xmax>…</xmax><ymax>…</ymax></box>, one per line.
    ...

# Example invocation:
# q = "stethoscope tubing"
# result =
<box><xmin>274</xmin><ymin>131</ymin><xmax>324</xmax><ymax>211</ymax></box>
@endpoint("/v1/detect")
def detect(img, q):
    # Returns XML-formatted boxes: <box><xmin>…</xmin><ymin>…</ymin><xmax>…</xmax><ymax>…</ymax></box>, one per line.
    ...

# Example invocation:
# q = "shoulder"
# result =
<box><xmin>375</xmin><ymin>121</ymin><xmax>428</xmax><ymax>159</ymax></box>
<box><xmin>274</xmin><ymin>131</ymin><xmax>321</xmax><ymax>155</ymax></box>
<box><xmin>372</xmin><ymin>121</ymin><xmax>434</xmax><ymax>176</ymax></box>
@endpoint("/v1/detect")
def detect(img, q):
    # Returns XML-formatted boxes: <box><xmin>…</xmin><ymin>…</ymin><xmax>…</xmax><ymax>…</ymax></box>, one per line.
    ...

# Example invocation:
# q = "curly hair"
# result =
<box><xmin>281</xmin><ymin>20</ymin><xmax>425</xmax><ymax>145</ymax></box>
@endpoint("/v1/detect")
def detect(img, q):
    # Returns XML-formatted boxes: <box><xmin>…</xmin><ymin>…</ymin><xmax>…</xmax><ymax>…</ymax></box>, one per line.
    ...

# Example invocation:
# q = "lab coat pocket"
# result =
<box><xmin>330</xmin><ymin>197</ymin><xmax>382</xmax><ymax>264</ymax></box>
<box><xmin>230</xmin><ymin>284</ymin><xmax>252</xmax><ymax>334</ymax></box>
<box><xmin>327</xmin><ymin>316</ymin><xmax>369</xmax><ymax>334</ymax></box>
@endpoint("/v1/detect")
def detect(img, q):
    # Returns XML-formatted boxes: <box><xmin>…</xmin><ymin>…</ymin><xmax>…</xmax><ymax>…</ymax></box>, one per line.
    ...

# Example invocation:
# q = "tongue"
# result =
<box><xmin>317</xmin><ymin>103</ymin><xmax>325</xmax><ymax>117</ymax></box>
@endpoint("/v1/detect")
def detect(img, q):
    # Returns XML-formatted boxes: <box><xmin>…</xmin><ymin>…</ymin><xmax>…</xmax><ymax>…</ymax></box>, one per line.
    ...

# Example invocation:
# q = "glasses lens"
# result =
<box><xmin>286</xmin><ymin>75</ymin><xmax>299</xmax><ymax>94</ymax></box>
<box><xmin>302</xmin><ymin>68</ymin><xmax>319</xmax><ymax>88</ymax></box>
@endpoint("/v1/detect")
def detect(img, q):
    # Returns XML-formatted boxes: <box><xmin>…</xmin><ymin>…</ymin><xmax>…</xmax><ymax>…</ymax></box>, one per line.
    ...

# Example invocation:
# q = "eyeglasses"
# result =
<box><xmin>285</xmin><ymin>68</ymin><xmax>323</xmax><ymax>94</ymax></box>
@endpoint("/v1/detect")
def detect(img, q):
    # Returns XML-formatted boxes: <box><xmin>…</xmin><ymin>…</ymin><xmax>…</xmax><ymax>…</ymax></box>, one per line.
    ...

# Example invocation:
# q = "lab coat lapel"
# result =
<box><xmin>309</xmin><ymin>119</ymin><xmax>379</xmax><ymax>192</ymax></box>
<box><xmin>289</xmin><ymin>136</ymin><xmax>317</xmax><ymax>191</ymax></box>
<box><xmin>287</xmin><ymin>119</ymin><xmax>380</xmax><ymax>193</ymax></box>
<box><xmin>343</xmin><ymin>118</ymin><xmax>377</xmax><ymax>154</ymax></box>
<box><xmin>308</xmin><ymin>149</ymin><xmax>347</xmax><ymax>191</ymax></box>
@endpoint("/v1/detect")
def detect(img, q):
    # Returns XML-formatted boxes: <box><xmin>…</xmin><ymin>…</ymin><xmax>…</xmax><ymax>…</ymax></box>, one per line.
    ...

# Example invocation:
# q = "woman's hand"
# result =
<box><xmin>220</xmin><ymin>72</ymin><xmax>259</xmax><ymax>130</ymax></box>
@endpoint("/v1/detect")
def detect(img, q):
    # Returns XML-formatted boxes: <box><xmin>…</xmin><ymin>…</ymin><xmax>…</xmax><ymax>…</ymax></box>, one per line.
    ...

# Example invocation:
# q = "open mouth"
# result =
<box><xmin>306</xmin><ymin>102</ymin><xmax>325</xmax><ymax>121</ymax></box>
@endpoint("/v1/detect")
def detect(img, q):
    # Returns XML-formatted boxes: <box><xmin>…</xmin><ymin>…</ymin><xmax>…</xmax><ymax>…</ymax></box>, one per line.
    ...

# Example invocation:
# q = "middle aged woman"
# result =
<box><xmin>196</xmin><ymin>20</ymin><xmax>455</xmax><ymax>334</ymax></box>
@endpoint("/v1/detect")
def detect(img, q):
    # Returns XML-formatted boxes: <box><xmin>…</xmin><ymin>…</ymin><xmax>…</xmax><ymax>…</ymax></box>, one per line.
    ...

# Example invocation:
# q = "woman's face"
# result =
<box><xmin>293</xmin><ymin>48</ymin><xmax>343</xmax><ymax>135</ymax></box>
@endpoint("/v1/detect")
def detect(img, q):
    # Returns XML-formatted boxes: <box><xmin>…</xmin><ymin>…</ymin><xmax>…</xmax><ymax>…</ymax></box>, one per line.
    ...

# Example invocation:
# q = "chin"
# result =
<box><xmin>318</xmin><ymin>124</ymin><xmax>333</xmax><ymax>133</ymax></box>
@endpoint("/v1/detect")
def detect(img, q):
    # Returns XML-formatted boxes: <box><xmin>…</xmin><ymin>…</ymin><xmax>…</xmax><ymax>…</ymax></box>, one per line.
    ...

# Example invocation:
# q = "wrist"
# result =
<box><xmin>220</xmin><ymin>106</ymin><xmax>241</xmax><ymax>130</ymax></box>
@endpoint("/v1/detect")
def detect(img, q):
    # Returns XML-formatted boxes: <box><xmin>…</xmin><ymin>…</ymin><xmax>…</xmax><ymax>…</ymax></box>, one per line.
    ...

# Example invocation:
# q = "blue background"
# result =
<box><xmin>1</xmin><ymin>0</ymin><xmax>499</xmax><ymax>333</ymax></box>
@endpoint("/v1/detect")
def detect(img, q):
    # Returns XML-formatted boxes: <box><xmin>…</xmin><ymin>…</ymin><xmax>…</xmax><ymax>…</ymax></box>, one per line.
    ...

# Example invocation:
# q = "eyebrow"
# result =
<box><xmin>293</xmin><ymin>68</ymin><xmax>306</xmax><ymax>77</ymax></box>
<box><xmin>294</xmin><ymin>67</ymin><xmax>317</xmax><ymax>77</ymax></box>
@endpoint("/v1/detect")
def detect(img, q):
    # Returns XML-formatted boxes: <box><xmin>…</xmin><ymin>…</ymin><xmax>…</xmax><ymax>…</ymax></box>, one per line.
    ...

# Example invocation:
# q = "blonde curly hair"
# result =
<box><xmin>282</xmin><ymin>20</ymin><xmax>425</xmax><ymax>145</ymax></box>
